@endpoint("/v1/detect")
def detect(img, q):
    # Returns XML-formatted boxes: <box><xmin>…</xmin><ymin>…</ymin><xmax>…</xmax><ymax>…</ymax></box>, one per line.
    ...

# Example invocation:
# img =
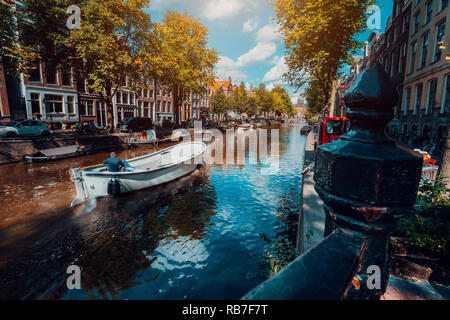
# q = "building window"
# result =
<box><xmin>168</xmin><ymin>102</ymin><xmax>171</xmax><ymax>113</ymax></box>
<box><xmin>403</xmin><ymin>14</ymin><xmax>410</xmax><ymax>33</ymax></box>
<box><xmin>425</xmin><ymin>0</ymin><xmax>433</xmax><ymax>24</ymax></box>
<box><xmin>44</xmin><ymin>94</ymin><xmax>63</xmax><ymax>113</ymax></box>
<box><xmin>30</xmin><ymin>93</ymin><xmax>40</xmax><ymax>114</ymax></box>
<box><xmin>144</xmin><ymin>101</ymin><xmax>149</xmax><ymax>117</ymax></box>
<box><xmin>404</xmin><ymin>87</ymin><xmax>412</xmax><ymax>115</ymax></box>
<box><xmin>441</xmin><ymin>0</ymin><xmax>449</xmax><ymax>10</ymax></box>
<box><xmin>442</xmin><ymin>74</ymin><xmax>450</xmax><ymax>113</ymax></box>
<box><xmin>391</xmin><ymin>51</ymin><xmax>397</xmax><ymax>77</ymax></box>
<box><xmin>88</xmin><ymin>79</ymin><xmax>95</xmax><ymax>94</ymax></box>
<box><xmin>426</xmin><ymin>78</ymin><xmax>438</xmax><ymax>113</ymax></box>
<box><xmin>410</xmin><ymin>42</ymin><xmax>417</xmax><ymax>73</ymax></box>
<box><xmin>79</xmin><ymin>101</ymin><xmax>86</xmax><ymax>115</ymax></box>
<box><xmin>61</xmin><ymin>66</ymin><xmax>72</xmax><ymax>86</ymax></box>
<box><xmin>414</xmin><ymin>83</ymin><xmax>423</xmax><ymax>114</ymax></box>
<box><xmin>144</xmin><ymin>88</ymin><xmax>148</xmax><ymax>97</ymax></box>
<box><xmin>162</xmin><ymin>101</ymin><xmax>166</xmax><ymax>112</ymax></box>
<box><xmin>130</xmin><ymin>93</ymin><xmax>134</xmax><ymax>104</ymax></box>
<box><xmin>122</xmin><ymin>92</ymin><xmax>128</xmax><ymax>104</ymax></box>
<box><xmin>414</xmin><ymin>12</ymin><xmax>420</xmax><ymax>33</ymax></box>
<box><xmin>434</xmin><ymin>20</ymin><xmax>446</xmax><ymax>62</ymax></box>
<box><xmin>156</xmin><ymin>100</ymin><xmax>161</xmax><ymax>112</ymax></box>
<box><xmin>399</xmin><ymin>42</ymin><xmax>407</xmax><ymax>73</ymax></box>
<box><xmin>122</xmin><ymin>76</ymin><xmax>127</xmax><ymax>87</ymax></box>
<box><xmin>45</xmin><ymin>62</ymin><xmax>58</xmax><ymax>85</ymax></box>
<box><xmin>149</xmin><ymin>89</ymin><xmax>154</xmax><ymax>98</ymax></box>
<box><xmin>67</xmin><ymin>96</ymin><xmax>75</xmax><ymax>114</ymax></box>
<box><xmin>420</xmin><ymin>32</ymin><xmax>429</xmax><ymax>68</ymax></box>
<box><xmin>116</xmin><ymin>92</ymin><xmax>121</xmax><ymax>104</ymax></box>
<box><xmin>87</xmin><ymin>100</ymin><xmax>94</xmax><ymax>116</ymax></box>
<box><xmin>28</xmin><ymin>62</ymin><xmax>41</xmax><ymax>82</ymax></box>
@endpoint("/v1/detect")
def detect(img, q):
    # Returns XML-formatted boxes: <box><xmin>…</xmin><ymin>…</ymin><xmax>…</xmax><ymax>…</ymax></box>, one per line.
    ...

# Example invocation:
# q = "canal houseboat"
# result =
<box><xmin>70</xmin><ymin>141</ymin><xmax>207</xmax><ymax>206</ymax></box>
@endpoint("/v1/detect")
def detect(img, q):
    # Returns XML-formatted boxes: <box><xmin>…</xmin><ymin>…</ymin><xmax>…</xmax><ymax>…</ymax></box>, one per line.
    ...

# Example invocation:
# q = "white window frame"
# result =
<box><xmin>404</xmin><ymin>87</ymin><xmax>412</xmax><ymax>115</ymax></box>
<box><xmin>425</xmin><ymin>78</ymin><xmax>438</xmax><ymax>114</ymax></box>
<box><xmin>414</xmin><ymin>83</ymin><xmax>423</xmax><ymax>115</ymax></box>
<box><xmin>432</xmin><ymin>20</ymin><xmax>446</xmax><ymax>63</ymax></box>
<box><xmin>441</xmin><ymin>74</ymin><xmax>450</xmax><ymax>113</ymax></box>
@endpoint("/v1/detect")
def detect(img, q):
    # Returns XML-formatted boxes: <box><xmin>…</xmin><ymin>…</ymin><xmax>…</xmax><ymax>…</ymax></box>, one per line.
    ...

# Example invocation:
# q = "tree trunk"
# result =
<box><xmin>106</xmin><ymin>98</ymin><xmax>114</xmax><ymax>130</ymax></box>
<box><xmin>105</xmin><ymin>83</ymin><xmax>115</xmax><ymax>129</ymax></box>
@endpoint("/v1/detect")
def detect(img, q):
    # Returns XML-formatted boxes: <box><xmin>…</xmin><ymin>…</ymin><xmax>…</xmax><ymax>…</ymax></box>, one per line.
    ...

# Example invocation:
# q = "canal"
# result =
<box><xmin>0</xmin><ymin>124</ymin><xmax>307</xmax><ymax>299</ymax></box>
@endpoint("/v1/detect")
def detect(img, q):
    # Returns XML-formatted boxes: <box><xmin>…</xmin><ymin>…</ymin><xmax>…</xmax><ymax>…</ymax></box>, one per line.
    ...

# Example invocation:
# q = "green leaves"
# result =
<box><xmin>272</xmin><ymin>0</ymin><xmax>376</xmax><ymax>115</ymax></box>
<box><xmin>143</xmin><ymin>10</ymin><xmax>218</xmax><ymax>123</ymax></box>
<box><xmin>211</xmin><ymin>86</ymin><xmax>229</xmax><ymax>115</ymax></box>
<box><xmin>396</xmin><ymin>176</ymin><xmax>450</xmax><ymax>259</ymax></box>
<box><xmin>247</xmin><ymin>234</ymin><xmax>300</xmax><ymax>280</ymax></box>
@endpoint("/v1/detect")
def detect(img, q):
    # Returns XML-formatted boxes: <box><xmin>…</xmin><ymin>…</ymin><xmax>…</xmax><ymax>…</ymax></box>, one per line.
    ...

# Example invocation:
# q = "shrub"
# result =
<box><xmin>396</xmin><ymin>176</ymin><xmax>450</xmax><ymax>261</ymax></box>
<box><xmin>246</xmin><ymin>233</ymin><xmax>300</xmax><ymax>280</ymax></box>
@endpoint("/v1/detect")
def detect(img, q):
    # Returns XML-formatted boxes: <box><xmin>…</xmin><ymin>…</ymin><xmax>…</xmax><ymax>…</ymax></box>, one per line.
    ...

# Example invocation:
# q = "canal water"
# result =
<box><xmin>0</xmin><ymin>124</ymin><xmax>307</xmax><ymax>299</ymax></box>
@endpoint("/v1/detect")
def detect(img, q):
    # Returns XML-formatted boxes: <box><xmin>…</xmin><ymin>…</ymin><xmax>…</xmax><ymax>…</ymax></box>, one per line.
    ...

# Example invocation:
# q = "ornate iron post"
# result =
<box><xmin>314</xmin><ymin>63</ymin><xmax>422</xmax><ymax>299</ymax></box>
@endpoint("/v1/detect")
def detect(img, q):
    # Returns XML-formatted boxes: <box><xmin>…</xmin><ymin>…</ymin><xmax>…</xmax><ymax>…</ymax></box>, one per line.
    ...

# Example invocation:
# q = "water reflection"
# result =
<box><xmin>0</xmin><ymin>124</ymin><xmax>307</xmax><ymax>300</ymax></box>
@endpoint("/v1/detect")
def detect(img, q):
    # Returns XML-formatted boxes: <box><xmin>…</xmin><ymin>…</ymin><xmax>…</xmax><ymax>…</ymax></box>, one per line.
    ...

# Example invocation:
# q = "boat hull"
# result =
<box><xmin>71</xmin><ymin>142</ymin><xmax>206</xmax><ymax>206</ymax></box>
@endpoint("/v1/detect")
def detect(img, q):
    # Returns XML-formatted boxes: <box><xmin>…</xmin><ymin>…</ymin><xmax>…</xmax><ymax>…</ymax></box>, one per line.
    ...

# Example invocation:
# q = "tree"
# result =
<box><xmin>255</xmin><ymin>83</ymin><xmax>273</xmax><ymax>117</ymax></box>
<box><xmin>144</xmin><ymin>11</ymin><xmax>218</xmax><ymax>124</ymax></box>
<box><xmin>67</xmin><ymin>0</ymin><xmax>152</xmax><ymax>128</ymax></box>
<box><xmin>271</xmin><ymin>0</ymin><xmax>375</xmax><ymax>112</ymax></box>
<box><xmin>210</xmin><ymin>86</ymin><xmax>229</xmax><ymax>116</ymax></box>
<box><xmin>305</xmin><ymin>75</ymin><xmax>328</xmax><ymax>115</ymax></box>
<box><xmin>271</xmin><ymin>85</ymin><xmax>293</xmax><ymax>115</ymax></box>
<box><xmin>230</xmin><ymin>82</ymin><xmax>248</xmax><ymax>114</ymax></box>
<box><xmin>245</xmin><ymin>96</ymin><xmax>258</xmax><ymax>117</ymax></box>
<box><xmin>0</xmin><ymin>0</ymin><xmax>42</xmax><ymax>77</ymax></box>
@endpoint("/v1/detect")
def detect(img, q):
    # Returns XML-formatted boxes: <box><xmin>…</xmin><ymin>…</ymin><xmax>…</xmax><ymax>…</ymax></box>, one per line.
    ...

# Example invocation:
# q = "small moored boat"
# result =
<box><xmin>70</xmin><ymin>141</ymin><xmax>207</xmax><ymax>206</ymax></box>
<box><xmin>24</xmin><ymin>144</ymin><xmax>92</xmax><ymax>163</ymax></box>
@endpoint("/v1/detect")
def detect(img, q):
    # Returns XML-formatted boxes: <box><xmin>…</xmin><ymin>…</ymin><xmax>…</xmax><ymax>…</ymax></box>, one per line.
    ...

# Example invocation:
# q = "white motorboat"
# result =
<box><xmin>70</xmin><ymin>141</ymin><xmax>207</xmax><ymax>206</ymax></box>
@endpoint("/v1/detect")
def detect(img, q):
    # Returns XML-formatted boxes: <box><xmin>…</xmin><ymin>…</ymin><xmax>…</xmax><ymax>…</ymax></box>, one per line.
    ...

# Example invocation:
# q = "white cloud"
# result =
<box><xmin>237</xmin><ymin>42</ymin><xmax>277</xmax><ymax>67</ymax></box>
<box><xmin>266</xmin><ymin>82</ymin><xmax>275</xmax><ymax>91</ymax></box>
<box><xmin>263</xmin><ymin>56</ymin><xmax>287</xmax><ymax>82</ymax></box>
<box><xmin>203</xmin><ymin>0</ymin><xmax>257</xmax><ymax>20</ymax></box>
<box><xmin>216</xmin><ymin>56</ymin><xmax>247</xmax><ymax>82</ymax></box>
<box><xmin>243</xmin><ymin>18</ymin><xmax>258</xmax><ymax>33</ymax></box>
<box><xmin>256</xmin><ymin>24</ymin><xmax>280</xmax><ymax>43</ymax></box>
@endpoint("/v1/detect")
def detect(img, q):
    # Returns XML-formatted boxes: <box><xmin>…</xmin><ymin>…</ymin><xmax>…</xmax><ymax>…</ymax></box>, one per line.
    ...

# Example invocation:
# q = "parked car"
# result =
<box><xmin>121</xmin><ymin>118</ymin><xmax>153</xmax><ymax>133</ymax></box>
<box><xmin>0</xmin><ymin>120</ymin><xmax>51</xmax><ymax>138</ymax></box>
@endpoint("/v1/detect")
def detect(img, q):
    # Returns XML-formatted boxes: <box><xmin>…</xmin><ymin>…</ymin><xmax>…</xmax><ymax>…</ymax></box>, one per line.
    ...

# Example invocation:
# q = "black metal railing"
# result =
<box><xmin>243</xmin><ymin>63</ymin><xmax>422</xmax><ymax>300</ymax></box>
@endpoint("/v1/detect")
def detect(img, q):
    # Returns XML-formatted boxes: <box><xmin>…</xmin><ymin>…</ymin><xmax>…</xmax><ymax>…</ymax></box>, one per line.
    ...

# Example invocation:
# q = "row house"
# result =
<box><xmin>345</xmin><ymin>0</ymin><xmax>449</xmax><ymax>158</ymax></box>
<box><xmin>191</xmin><ymin>92</ymin><xmax>209</xmax><ymax>119</ymax></box>
<box><xmin>22</xmin><ymin>60</ymin><xmax>79</xmax><ymax>124</ymax></box>
<box><xmin>400</xmin><ymin>0</ymin><xmax>449</xmax><ymax>155</ymax></box>
<box><xmin>378</xmin><ymin>0</ymin><xmax>413</xmax><ymax>137</ymax></box>
<box><xmin>208</xmin><ymin>77</ymin><xmax>233</xmax><ymax>120</ymax></box>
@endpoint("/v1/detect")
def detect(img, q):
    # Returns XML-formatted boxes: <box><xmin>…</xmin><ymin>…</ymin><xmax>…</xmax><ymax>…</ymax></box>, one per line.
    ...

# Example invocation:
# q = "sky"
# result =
<box><xmin>147</xmin><ymin>0</ymin><xmax>393</xmax><ymax>104</ymax></box>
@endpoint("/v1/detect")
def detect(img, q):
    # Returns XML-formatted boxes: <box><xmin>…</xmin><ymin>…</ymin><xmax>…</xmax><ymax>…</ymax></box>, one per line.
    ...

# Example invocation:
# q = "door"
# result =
<box><xmin>16</xmin><ymin>121</ymin><xmax>34</xmax><ymax>136</ymax></box>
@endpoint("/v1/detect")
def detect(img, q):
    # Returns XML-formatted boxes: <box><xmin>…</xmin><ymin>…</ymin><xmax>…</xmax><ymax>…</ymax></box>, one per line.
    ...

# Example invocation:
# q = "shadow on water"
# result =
<box><xmin>0</xmin><ymin>167</ymin><xmax>216</xmax><ymax>300</ymax></box>
<box><xmin>0</xmin><ymin>124</ymin><xmax>307</xmax><ymax>300</ymax></box>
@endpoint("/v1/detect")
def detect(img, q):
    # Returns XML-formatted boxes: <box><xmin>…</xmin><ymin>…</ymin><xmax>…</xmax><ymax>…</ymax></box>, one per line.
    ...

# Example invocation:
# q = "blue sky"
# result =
<box><xmin>148</xmin><ymin>0</ymin><xmax>393</xmax><ymax>103</ymax></box>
